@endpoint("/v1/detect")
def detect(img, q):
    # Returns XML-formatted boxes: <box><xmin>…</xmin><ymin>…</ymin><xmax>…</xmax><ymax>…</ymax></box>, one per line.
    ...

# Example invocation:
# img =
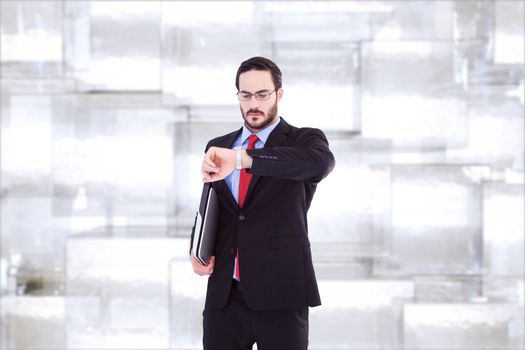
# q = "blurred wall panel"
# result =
<box><xmin>370</xmin><ymin>1</ymin><xmax>453</xmax><ymax>40</ymax></box>
<box><xmin>310</xmin><ymin>280</ymin><xmax>414</xmax><ymax>349</ymax></box>
<box><xmin>494</xmin><ymin>1</ymin><xmax>524</xmax><ymax>65</ymax></box>
<box><xmin>0</xmin><ymin>1</ymin><xmax>523</xmax><ymax>349</ymax></box>
<box><xmin>362</xmin><ymin>41</ymin><xmax>468</xmax><ymax>148</ymax></box>
<box><xmin>482</xmin><ymin>182</ymin><xmax>524</xmax><ymax>305</ymax></box>
<box><xmin>267</xmin><ymin>2</ymin><xmax>372</xmax><ymax>131</ymax></box>
<box><xmin>161</xmin><ymin>1</ymin><xmax>266</xmax><ymax>106</ymax></box>
<box><xmin>169</xmin><ymin>255</ymin><xmax>208</xmax><ymax>349</ymax></box>
<box><xmin>65</xmin><ymin>1</ymin><xmax>162</xmax><ymax>91</ymax></box>
<box><xmin>0</xmin><ymin>1</ymin><xmax>63</xmax><ymax>77</ymax></box>
<box><xmin>50</xmin><ymin>94</ymin><xmax>174</xmax><ymax>225</ymax></box>
<box><xmin>1</xmin><ymin>95</ymin><xmax>53</xmax><ymax>189</ymax></box>
<box><xmin>404</xmin><ymin>304</ymin><xmax>524</xmax><ymax>349</ymax></box>
<box><xmin>1</xmin><ymin>296</ymin><xmax>65</xmax><ymax>349</ymax></box>
<box><xmin>446</xmin><ymin>85</ymin><xmax>524</xmax><ymax>169</ymax></box>
<box><xmin>374</xmin><ymin>165</ymin><xmax>486</xmax><ymax>275</ymax></box>
<box><xmin>483</xmin><ymin>183</ymin><xmax>524</xmax><ymax>277</ymax></box>
<box><xmin>66</xmin><ymin>228</ymin><xmax>181</xmax><ymax>349</ymax></box>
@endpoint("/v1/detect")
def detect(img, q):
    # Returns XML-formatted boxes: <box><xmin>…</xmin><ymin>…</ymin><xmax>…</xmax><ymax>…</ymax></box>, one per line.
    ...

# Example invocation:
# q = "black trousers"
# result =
<box><xmin>203</xmin><ymin>282</ymin><xmax>309</xmax><ymax>350</ymax></box>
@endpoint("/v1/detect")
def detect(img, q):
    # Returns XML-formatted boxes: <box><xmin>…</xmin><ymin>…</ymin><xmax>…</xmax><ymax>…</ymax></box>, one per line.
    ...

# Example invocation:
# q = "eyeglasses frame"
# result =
<box><xmin>236</xmin><ymin>89</ymin><xmax>277</xmax><ymax>102</ymax></box>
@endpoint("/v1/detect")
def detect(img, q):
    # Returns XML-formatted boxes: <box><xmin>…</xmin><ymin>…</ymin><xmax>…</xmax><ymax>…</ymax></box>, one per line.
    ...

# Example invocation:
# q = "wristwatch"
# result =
<box><xmin>235</xmin><ymin>148</ymin><xmax>243</xmax><ymax>170</ymax></box>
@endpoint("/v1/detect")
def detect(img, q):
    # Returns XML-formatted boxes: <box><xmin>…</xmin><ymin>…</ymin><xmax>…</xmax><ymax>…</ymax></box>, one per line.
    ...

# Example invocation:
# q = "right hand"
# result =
<box><xmin>201</xmin><ymin>146</ymin><xmax>236</xmax><ymax>182</ymax></box>
<box><xmin>190</xmin><ymin>253</ymin><xmax>215</xmax><ymax>276</ymax></box>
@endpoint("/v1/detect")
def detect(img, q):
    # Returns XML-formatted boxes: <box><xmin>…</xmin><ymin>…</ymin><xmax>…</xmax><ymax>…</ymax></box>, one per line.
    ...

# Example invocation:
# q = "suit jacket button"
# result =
<box><xmin>239</xmin><ymin>215</ymin><xmax>245</xmax><ymax>221</ymax></box>
<box><xmin>230</xmin><ymin>248</ymin><xmax>234</xmax><ymax>254</ymax></box>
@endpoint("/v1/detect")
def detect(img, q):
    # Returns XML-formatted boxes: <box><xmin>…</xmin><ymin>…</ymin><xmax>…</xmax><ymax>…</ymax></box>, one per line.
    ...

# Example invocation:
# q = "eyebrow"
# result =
<box><xmin>239</xmin><ymin>89</ymin><xmax>272</xmax><ymax>94</ymax></box>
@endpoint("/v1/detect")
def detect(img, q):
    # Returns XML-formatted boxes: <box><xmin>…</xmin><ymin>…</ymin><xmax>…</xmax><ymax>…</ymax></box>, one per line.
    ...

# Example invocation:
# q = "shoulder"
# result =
<box><xmin>296</xmin><ymin>127</ymin><xmax>327</xmax><ymax>137</ymax></box>
<box><xmin>281</xmin><ymin>118</ymin><xmax>326</xmax><ymax>137</ymax></box>
<box><xmin>285</xmin><ymin>123</ymin><xmax>328</xmax><ymax>142</ymax></box>
<box><xmin>204</xmin><ymin>129</ymin><xmax>241</xmax><ymax>152</ymax></box>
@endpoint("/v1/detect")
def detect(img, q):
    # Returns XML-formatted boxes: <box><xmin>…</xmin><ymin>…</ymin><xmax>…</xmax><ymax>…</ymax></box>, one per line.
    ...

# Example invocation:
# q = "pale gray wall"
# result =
<box><xmin>0</xmin><ymin>1</ymin><xmax>523</xmax><ymax>349</ymax></box>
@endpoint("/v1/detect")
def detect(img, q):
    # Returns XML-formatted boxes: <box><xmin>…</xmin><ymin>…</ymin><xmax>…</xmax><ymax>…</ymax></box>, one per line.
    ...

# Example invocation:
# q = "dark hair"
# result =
<box><xmin>235</xmin><ymin>56</ymin><xmax>282</xmax><ymax>91</ymax></box>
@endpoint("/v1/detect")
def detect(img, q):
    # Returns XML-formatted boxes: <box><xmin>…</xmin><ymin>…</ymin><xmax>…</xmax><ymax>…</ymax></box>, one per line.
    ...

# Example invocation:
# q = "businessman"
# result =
<box><xmin>190</xmin><ymin>56</ymin><xmax>335</xmax><ymax>350</ymax></box>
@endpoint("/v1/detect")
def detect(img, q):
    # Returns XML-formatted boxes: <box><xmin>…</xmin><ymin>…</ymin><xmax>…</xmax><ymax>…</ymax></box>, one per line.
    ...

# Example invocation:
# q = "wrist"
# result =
<box><xmin>241</xmin><ymin>150</ymin><xmax>253</xmax><ymax>169</ymax></box>
<box><xmin>234</xmin><ymin>148</ymin><xmax>253</xmax><ymax>169</ymax></box>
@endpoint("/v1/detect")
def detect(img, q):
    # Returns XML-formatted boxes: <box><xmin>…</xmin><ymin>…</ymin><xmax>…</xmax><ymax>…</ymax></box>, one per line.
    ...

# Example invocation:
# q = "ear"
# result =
<box><xmin>277</xmin><ymin>88</ymin><xmax>283</xmax><ymax>102</ymax></box>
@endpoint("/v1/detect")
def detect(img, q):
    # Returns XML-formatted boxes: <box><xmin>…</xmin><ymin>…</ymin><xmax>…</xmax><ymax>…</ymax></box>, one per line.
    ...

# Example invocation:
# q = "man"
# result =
<box><xmin>190</xmin><ymin>56</ymin><xmax>335</xmax><ymax>350</ymax></box>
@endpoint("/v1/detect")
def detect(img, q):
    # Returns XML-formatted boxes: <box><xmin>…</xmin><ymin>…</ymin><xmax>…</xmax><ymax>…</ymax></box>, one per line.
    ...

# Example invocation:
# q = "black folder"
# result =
<box><xmin>190</xmin><ymin>183</ymin><xmax>219</xmax><ymax>265</ymax></box>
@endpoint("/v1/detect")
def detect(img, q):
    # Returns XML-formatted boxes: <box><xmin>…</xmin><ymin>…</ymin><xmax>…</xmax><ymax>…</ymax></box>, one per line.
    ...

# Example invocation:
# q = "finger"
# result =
<box><xmin>202</xmin><ymin>167</ymin><xmax>218</xmax><ymax>177</ymax></box>
<box><xmin>201</xmin><ymin>171</ymin><xmax>211</xmax><ymax>181</ymax></box>
<box><xmin>202</xmin><ymin>172</ymin><xmax>220</xmax><ymax>182</ymax></box>
<box><xmin>207</xmin><ymin>257</ymin><xmax>215</xmax><ymax>269</ymax></box>
<box><xmin>201</xmin><ymin>160</ymin><xmax>216</xmax><ymax>172</ymax></box>
<box><xmin>190</xmin><ymin>254</ymin><xmax>202</xmax><ymax>265</ymax></box>
<box><xmin>199</xmin><ymin>258</ymin><xmax>213</xmax><ymax>274</ymax></box>
<box><xmin>195</xmin><ymin>267</ymin><xmax>209</xmax><ymax>276</ymax></box>
<box><xmin>201</xmin><ymin>162</ymin><xmax>219</xmax><ymax>176</ymax></box>
<box><xmin>204</xmin><ymin>153</ymin><xmax>217</xmax><ymax>169</ymax></box>
<box><xmin>207</xmin><ymin>172</ymin><xmax>224</xmax><ymax>182</ymax></box>
<box><xmin>192</xmin><ymin>263</ymin><xmax>202</xmax><ymax>274</ymax></box>
<box><xmin>203</xmin><ymin>171</ymin><xmax>223</xmax><ymax>182</ymax></box>
<box><xmin>191</xmin><ymin>255</ymin><xmax>207</xmax><ymax>271</ymax></box>
<box><xmin>204</xmin><ymin>159</ymin><xmax>217</xmax><ymax>169</ymax></box>
<box><xmin>191</xmin><ymin>255</ymin><xmax>213</xmax><ymax>274</ymax></box>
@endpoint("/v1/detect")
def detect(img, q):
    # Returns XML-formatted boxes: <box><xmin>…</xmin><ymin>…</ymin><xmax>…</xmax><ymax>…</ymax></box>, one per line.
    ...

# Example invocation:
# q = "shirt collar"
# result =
<box><xmin>240</xmin><ymin>116</ymin><xmax>281</xmax><ymax>146</ymax></box>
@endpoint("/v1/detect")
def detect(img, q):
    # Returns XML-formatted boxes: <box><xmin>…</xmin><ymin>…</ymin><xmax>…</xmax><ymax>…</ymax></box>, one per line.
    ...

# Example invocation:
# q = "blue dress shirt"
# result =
<box><xmin>225</xmin><ymin>117</ymin><xmax>281</xmax><ymax>203</ymax></box>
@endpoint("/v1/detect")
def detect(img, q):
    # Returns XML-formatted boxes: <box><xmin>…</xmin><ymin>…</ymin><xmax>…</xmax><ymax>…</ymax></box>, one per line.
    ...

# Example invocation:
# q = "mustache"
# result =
<box><xmin>246</xmin><ymin>109</ymin><xmax>264</xmax><ymax>115</ymax></box>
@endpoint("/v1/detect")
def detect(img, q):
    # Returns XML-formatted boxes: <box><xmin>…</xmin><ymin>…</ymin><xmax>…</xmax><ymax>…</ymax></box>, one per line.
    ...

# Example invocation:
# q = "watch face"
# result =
<box><xmin>235</xmin><ymin>150</ymin><xmax>242</xmax><ymax>169</ymax></box>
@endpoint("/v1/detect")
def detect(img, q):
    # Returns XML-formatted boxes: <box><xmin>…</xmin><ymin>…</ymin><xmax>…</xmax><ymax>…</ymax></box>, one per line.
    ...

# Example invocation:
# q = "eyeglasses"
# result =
<box><xmin>237</xmin><ymin>90</ymin><xmax>276</xmax><ymax>101</ymax></box>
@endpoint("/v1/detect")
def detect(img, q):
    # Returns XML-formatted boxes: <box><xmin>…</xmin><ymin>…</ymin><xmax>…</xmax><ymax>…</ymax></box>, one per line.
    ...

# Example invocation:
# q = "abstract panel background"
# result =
<box><xmin>0</xmin><ymin>1</ymin><xmax>523</xmax><ymax>349</ymax></box>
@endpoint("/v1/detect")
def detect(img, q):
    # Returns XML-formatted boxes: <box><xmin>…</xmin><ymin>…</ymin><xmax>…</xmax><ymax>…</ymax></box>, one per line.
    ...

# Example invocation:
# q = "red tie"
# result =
<box><xmin>238</xmin><ymin>134</ymin><xmax>259</xmax><ymax>208</ymax></box>
<box><xmin>235</xmin><ymin>134</ymin><xmax>259</xmax><ymax>280</ymax></box>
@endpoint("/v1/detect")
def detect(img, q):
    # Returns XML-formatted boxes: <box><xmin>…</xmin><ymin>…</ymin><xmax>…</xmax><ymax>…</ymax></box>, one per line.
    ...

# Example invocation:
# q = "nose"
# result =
<box><xmin>246</xmin><ymin>96</ymin><xmax>261</xmax><ymax>109</ymax></box>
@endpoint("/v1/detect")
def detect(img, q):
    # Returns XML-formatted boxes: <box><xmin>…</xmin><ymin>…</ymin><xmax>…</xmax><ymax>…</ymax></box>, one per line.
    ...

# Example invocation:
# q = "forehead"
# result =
<box><xmin>238</xmin><ymin>70</ymin><xmax>274</xmax><ymax>91</ymax></box>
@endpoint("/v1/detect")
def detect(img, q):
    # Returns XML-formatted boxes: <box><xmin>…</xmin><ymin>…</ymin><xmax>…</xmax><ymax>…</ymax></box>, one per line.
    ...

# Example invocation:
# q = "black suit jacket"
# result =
<box><xmin>193</xmin><ymin>118</ymin><xmax>335</xmax><ymax>311</ymax></box>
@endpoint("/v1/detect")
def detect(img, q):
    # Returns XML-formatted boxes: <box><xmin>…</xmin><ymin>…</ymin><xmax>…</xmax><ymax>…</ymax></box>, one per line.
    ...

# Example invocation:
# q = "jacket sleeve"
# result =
<box><xmin>246</xmin><ymin>128</ymin><xmax>335</xmax><ymax>184</ymax></box>
<box><xmin>189</xmin><ymin>212</ymin><xmax>198</xmax><ymax>255</ymax></box>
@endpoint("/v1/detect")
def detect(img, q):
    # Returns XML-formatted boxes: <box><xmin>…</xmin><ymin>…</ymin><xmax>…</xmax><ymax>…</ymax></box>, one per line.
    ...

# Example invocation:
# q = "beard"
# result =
<box><xmin>240</xmin><ymin>100</ymin><xmax>278</xmax><ymax>132</ymax></box>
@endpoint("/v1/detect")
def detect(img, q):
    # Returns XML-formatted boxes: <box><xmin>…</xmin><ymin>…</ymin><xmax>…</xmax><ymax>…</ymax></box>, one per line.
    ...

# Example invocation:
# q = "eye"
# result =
<box><xmin>256</xmin><ymin>92</ymin><xmax>269</xmax><ymax>99</ymax></box>
<box><xmin>239</xmin><ymin>92</ymin><xmax>252</xmax><ymax>100</ymax></box>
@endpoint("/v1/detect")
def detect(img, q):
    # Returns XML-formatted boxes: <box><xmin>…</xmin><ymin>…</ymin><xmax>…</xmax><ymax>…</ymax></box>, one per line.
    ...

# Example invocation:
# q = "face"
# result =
<box><xmin>238</xmin><ymin>70</ymin><xmax>283</xmax><ymax>133</ymax></box>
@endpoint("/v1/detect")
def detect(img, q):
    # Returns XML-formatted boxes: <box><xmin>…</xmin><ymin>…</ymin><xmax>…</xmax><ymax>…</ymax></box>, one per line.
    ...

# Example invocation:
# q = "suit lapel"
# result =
<box><xmin>243</xmin><ymin>118</ymin><xmax>291</xmax><ymax>206</ymax></box>
<box><xmin>263</xmin><ymin>118</ymin><xmax>290</xmax><ymax>148</ymax></box>
<box><xmin>214</xmin><ymin>128</ymin><xmax>242</xmax><ymax>149</ymax></box>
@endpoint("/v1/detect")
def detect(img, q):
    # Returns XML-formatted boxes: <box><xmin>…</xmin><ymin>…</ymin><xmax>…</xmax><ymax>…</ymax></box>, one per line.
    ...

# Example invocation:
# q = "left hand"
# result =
<box><xmin>190</xmin><ymin>253</ymin><xmax>215</xmax><ymax>275</ymax></box>
<box><xmin>201</xmin><ymin>146</ymin><xmax>235</xmax><ymax>182</ymax></box>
